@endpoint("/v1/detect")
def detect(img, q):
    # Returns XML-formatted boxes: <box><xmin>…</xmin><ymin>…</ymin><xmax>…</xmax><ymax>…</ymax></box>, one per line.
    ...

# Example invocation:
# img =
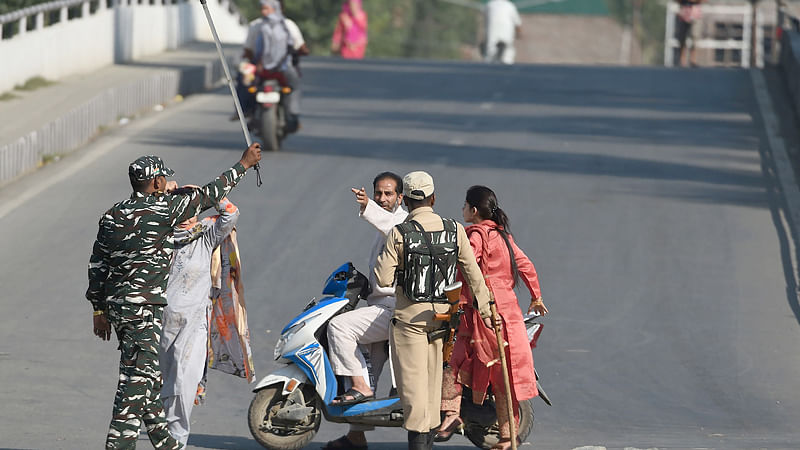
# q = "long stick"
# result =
<box><xmin>488</xmin><ymin>294</ymin><xmax>517</xmax><ymax>450</ymax></box>
<box><xmin>199</xmin><ymin>0</ymin><xmax>262</xmax><ymax>186</ymax></box>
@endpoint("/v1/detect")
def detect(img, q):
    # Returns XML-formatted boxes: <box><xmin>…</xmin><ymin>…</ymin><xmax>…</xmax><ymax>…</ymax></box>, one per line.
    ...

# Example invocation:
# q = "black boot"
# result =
<box><xmin>408</xmin><ymin>431</ymin><xmax>428</xmax><ymax>450</ymax></box>
<box><xmin>425</xmin><ymin>429</ymin><xmax>436</xmax><ymax>450</ymax></box>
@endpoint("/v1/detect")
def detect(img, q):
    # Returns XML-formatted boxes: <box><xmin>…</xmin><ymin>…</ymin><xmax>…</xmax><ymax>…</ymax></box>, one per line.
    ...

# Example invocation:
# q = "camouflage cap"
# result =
<box><xmin>403</xmin><ymin>171</ymin><xmax>434</xmax><ymax>200</ymax></box>
<box><xmin>128</xmin><ymin>155</ymin><xmax>175</xmax><ymax>181</ymax></box>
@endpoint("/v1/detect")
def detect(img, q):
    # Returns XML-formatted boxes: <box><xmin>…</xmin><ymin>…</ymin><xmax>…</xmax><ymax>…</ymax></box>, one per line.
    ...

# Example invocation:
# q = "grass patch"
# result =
<box><xmin>0</xmin><ymin>92</ymin><xmax>18</xmax><ymax>101</ymax></box>
<box><xmin>15</xmin><ymin>76</ymin><xmax>55</xmax><ymax>91</ymax></box>
<box><xmin>41</xmin><ymin>153</ymin><xmax>63</xmax><ymax>165</ymax></box>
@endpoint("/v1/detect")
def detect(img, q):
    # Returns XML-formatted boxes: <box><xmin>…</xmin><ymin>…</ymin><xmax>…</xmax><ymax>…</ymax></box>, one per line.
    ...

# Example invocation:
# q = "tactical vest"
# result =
<box><xmin>396</xmin><ymin>218</ymin><xmax>459</xmax><ymax>303</ymax></box>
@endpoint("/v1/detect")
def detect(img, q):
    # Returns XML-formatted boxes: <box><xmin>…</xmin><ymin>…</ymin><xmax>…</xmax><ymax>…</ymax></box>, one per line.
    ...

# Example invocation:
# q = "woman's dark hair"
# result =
<box><xmin>465</xmin><ymin>185</ymin><xmax>519</xmax><ymax>288</ymax></box>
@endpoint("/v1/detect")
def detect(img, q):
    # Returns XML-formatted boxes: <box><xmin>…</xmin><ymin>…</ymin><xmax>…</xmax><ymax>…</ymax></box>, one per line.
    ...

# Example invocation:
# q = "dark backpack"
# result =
<box><xmin>396</xmin><ymin>218</ymin><xmax>459</xmax><ymax>302</ymax></box>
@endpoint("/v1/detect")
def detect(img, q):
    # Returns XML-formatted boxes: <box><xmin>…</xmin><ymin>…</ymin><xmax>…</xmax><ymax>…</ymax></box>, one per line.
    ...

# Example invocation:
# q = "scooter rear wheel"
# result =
<box><xmin>464</xmin><ymin>399</ymin><xmax>533</xmax><ymax>449</ymax></box>
<box><xmin>248</xmin><ymin>385</ymin><xmax>322</xmax><ymax>449</ymax></box>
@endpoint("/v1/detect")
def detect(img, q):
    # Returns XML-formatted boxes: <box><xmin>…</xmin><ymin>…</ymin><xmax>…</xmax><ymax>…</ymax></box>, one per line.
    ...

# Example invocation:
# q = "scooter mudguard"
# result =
<box><xmin>253</xmin><ymin>364</ymin><xmax>309</xmax><ymax>395</ymax></box>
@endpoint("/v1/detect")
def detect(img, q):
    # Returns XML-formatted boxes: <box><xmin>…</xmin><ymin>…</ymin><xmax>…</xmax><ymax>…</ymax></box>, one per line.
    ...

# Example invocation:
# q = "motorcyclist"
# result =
<box><xmin>235</xmin><ymin>0</ymin><xmax>302</xmax><ymax>131</ymax></box>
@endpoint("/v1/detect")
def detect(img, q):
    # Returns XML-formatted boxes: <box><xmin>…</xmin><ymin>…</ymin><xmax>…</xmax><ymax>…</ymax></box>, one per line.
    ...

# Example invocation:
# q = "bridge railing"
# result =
<box><xmin>0</xmin><ymin>0</ymin><xmax>246</xmax><ymax>93</ymax></box>
<box><xmin>663</xmin><ymin>1</ymin><xmax>778</xmax><ymax>68</ymax></box>
<box><xmin>0</xmin><ymin>0</ymin><xmax>245</xmax><ymax>186</ymax></box>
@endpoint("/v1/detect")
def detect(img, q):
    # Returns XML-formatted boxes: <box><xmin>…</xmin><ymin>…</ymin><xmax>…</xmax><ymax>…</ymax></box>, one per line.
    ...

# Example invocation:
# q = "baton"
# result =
<box><xmin>485</xmin><ymin>276</ymin><xmax>517</xmax><ymax>450</ymax></box>
<box><xmin>199</xmin><ymin>0</ymin><xmax>262</xmax><ymax>187</ymax></box>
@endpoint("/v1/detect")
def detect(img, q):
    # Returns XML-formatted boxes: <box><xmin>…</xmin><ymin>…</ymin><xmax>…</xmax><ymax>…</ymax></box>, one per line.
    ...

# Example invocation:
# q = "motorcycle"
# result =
<box><xmin>249</xmin><ymin>69</ymin><xmax>298</xmax><ymax>152</ymax></box>
<box><xmin>248</xmin><ymin>262</ymin><xmax>551</xmax><ymax>450</ymax></box>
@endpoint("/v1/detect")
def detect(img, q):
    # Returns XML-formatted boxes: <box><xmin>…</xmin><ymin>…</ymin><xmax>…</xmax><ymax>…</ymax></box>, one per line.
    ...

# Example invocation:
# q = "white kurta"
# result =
<box><xmin>328</xmin><ymin>198</ymin><xmax>408</xmax><ymax>375</ymax></box>
<box><xmin>485</xmin><ymin>0</ymin><xmax>521</xmax><ymax>64</ymax></box>
<box><xmin>327</xmin><ymin>198</ymin><xmax>407</xmax><ymax>431</ymax></box>
<box><xmin>159</xmin><ymin>200</ymin><xmax>239</xmax><ymax>446</ymax></box>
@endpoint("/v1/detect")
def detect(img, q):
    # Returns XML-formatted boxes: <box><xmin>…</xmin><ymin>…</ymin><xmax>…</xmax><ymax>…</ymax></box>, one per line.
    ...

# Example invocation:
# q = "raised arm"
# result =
<box><xmin>170</xmin><ymin>143</ymin><xmax>260</xmax><ymax>225</ymax></box>
<box><xmin>205</xmin><ymin>198</ymin><xmax>240</xmax><ymax>250</ymax></box>
<box><xmin>361</xmin><ymin>198</ymin><xmax>406</xmax><ymax>236</ymax></box>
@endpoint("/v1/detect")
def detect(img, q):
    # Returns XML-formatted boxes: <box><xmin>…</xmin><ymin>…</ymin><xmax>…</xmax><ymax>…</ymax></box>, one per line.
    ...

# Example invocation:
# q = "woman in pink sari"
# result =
<box><xmin>331</xmin><ymin>0</ymin><xmax>368</xmax><ymax>59</ymax></box>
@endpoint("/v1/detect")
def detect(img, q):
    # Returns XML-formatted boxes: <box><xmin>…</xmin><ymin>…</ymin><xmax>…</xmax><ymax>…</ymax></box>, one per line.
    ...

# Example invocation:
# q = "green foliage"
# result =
<box><xmin>15</xmin><ymin>76</ymin><xmax>54</xmax><ymax>91</ymax></box>
<box><xmin>233</xmin><ymin>0</ymin><xmax>479</xmax><ymax>59</ymax></box>
<box><xmin>0</xmin><ymin>0</ymin><xmax>52</xmax><ymax>15</ymax></box>
<box><xmin>606</xmin><ymin>0</ymin><xmax>667</xmax><ymax>65</ymax></box>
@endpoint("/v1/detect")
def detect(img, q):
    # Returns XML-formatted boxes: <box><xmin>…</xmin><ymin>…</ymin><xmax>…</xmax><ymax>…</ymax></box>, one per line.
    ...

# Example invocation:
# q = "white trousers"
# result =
<box><xmin>327</xmin><ymin>304</ymin><xmax>393</xmax><ymax>433</ymax></box>
<box><xmin>160</xmin><ymin>306</ymin><xmax>209</xmax><ymax>447</ymax></box>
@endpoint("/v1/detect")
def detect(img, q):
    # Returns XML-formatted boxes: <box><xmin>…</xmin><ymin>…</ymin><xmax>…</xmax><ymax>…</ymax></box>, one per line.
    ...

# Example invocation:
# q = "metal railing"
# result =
<box><xmin>662</xmin><ymin>1</ymin><xmax>784</xmax><ymax>68</ymax></box>
<box><xmin>0</xmin><ymin>0</ymin><xmax>246</xmax><ymax>39</ymax></box>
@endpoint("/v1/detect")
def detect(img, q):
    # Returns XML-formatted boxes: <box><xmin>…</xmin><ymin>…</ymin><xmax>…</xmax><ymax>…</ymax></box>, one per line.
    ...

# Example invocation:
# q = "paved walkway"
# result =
<box><xmin>0</xmin><ymin>41</ymin><xmax>239</xmax><ymax>149</ymax></box>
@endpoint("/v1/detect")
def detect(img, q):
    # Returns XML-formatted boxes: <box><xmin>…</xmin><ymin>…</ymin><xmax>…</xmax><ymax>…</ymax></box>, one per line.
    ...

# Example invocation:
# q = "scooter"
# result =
<box><xmin>248</xmin><ymin>262</ymin><xmax>550</xmax><ymax>450</ymax></box>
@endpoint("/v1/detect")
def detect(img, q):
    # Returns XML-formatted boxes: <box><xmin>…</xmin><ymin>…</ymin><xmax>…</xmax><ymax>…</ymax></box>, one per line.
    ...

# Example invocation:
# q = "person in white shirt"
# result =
<box><xmin>484</xmin><ymin>0</ymin><xmax>522</xmax><ymax>65</ymax></box>
<box><xmin>323</xmin><ymin>172</ymin><xmax>408</xmax><ymax>450</ymax></box>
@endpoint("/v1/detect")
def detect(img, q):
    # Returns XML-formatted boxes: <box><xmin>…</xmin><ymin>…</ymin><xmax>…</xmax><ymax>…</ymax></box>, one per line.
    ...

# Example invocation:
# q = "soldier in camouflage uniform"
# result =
<box><xmin>87</xmin><ymin>144</ymin><xmax>261</xmax><ymax>449</ymax></box>
<box><xmin>373</xmin><ymin>171</ymin><xmax>493</xmax><ymax>450</ymax></box>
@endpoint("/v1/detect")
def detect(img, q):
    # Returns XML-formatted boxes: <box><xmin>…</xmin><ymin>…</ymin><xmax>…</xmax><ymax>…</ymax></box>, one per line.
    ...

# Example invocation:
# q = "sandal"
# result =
<box><xmin>330</xmin><ymin>388</ymin><xmax>374</xmax><ymax>406</ymax></box>
<box><xmin>434</xmin><ymin>415</ymin><xmax>463</xmax><ymax>442</ymax></box>
<box><xmin>322</xmin><ymin>435</ymin><xmax>368</xmax><ymax>450</ymax></box>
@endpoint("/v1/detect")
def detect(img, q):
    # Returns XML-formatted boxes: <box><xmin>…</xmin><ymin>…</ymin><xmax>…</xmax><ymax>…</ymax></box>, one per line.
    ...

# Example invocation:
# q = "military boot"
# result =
<box><xmin>408</xmin><ymin>431</ymin><xmax>428</xmax><ymax>450</ymax></box>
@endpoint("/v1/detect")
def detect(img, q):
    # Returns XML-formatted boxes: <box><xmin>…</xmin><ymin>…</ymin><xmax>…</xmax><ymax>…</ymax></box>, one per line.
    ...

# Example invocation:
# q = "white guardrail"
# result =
<box><xmin>663</xmin><ymin>1</ymin><xmax>775</xmax><ymax>68</ymax></box>
<box><xmin>0</xmin><ymin>0</ymin><xmax>245</xmax><ymax>186</ymax></box>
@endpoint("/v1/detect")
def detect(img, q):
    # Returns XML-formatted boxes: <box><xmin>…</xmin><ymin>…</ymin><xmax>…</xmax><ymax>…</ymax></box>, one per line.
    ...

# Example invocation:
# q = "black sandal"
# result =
<box><xmin>331</xmin><ymin>388</ymin><xmax>374</xmax><ymax>406</ymax></box>
<box><xmin>322</xmin><ymin>435</ymin><xmax>368</xmax><ymax>450</ymax></box>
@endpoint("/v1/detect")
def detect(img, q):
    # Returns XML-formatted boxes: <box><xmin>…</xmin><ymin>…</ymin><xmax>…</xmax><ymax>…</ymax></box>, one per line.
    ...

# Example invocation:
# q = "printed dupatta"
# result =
<box><xmin>208</xmin><ymin>228</ymin><xmax>256</xmax><ymax>382</ymax></box>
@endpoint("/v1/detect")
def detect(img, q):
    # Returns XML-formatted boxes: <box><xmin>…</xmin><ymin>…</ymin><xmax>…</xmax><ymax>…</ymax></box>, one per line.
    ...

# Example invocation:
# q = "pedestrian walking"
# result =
<box><xmin>331</xmin><ymin>0</ymin><xmax>368</xmax><ymax>59</ymax></box>
<box><xmin>373</xmin><ymin>171</ymin><xmax>493</xmax><ymax>450</ymax></box>
<box><xmin>86</xmin><ymin>144</ymin><xmax>261</xmax><ymax>449</ymax></box>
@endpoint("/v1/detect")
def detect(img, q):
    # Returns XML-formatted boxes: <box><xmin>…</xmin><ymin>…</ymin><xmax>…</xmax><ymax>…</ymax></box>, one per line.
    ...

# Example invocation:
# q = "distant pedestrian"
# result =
<box><xmin>87</xmin><ymin>144</ymin><xmax>261</xmax><ymax>449</ymax></box>
<box><xmin>331</xmin><ymin>0</ymin><xmax>368</xmax><ymax>59</ymax></box>
<box><xmin>484</xmin><ymin>0</ymin><xmax>522</xmax><ymax>65</ymax></box>
<box><xmin>676</xmin><ymin>0</ymin><xmax>704</xmax><ymax>67</ymax></box>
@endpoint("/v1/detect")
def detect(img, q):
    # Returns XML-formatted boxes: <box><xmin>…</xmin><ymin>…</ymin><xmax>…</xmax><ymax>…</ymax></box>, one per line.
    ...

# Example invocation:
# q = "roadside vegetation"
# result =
<box><xmin>234</xmin><ymin>0</ymin><xmax>480</xmax><ymax>60</ymax></box>
<box><xmin>15</xmin><ymin>76</ymin><xmax>54</xmax><ymax>91</ymax></box>
<box><xmin>607</xmin><ymin>0</ymin><xmax>668</xmax><ymax>65</ymax></box>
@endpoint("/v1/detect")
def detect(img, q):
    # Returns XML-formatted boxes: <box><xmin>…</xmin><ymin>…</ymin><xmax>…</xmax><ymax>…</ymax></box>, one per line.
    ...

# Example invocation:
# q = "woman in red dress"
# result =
<box><xmin>437</xmin><ymin>185</ymin><xmax>548</xmax><ymax>450</ymax></box>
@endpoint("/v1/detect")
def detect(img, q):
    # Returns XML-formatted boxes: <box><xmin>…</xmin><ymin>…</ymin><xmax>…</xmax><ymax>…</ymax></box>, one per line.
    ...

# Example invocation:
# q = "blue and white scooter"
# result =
<box><xmin>247</xmin><ymin>262</ymin><xmax>550</xmax><ymax>450</ymax></box>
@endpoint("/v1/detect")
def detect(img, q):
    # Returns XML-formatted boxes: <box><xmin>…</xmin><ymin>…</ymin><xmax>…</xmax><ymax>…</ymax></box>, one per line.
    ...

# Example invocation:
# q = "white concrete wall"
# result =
<box><xmin>0</xmin><ymin>0</ymin><xmax>246</xmax><ymax>93</ymax></box>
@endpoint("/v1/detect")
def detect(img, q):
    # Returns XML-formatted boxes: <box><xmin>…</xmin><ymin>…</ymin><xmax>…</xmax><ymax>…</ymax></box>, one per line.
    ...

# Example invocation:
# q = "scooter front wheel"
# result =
<box><xmin>248</xmin><ymin>384</ymin><xmax>322</xmax><ymax>449</ymax></box>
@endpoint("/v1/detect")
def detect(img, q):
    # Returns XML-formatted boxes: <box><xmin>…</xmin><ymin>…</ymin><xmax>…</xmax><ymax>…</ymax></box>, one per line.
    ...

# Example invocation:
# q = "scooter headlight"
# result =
<box><xmin>274</xmin><ymin>321</ymin><xmax>306</xmax><ymax>360</ymax></box>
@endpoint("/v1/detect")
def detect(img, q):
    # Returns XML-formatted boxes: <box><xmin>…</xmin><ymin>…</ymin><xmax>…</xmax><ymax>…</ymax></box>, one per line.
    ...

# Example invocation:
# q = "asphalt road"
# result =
<box><xmin>1</xmin><ymin>58</ymin><xmax>800</xmax><ymax>450</ymax></box>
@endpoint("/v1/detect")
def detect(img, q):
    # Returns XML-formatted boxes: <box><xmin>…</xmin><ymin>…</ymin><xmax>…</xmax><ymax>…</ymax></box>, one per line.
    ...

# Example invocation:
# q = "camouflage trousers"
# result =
<box><xmin>106</xmin><ymin>303</ymin><xmax>182</xmax><ymax>450</ymax></box>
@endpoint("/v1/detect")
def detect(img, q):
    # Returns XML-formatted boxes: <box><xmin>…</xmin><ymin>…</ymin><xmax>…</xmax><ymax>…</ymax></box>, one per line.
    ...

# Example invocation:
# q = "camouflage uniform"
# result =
<box><xmin>86</xmin><ymin>156</ymin><xmax>247</xmax><ymax>449</ymax></box>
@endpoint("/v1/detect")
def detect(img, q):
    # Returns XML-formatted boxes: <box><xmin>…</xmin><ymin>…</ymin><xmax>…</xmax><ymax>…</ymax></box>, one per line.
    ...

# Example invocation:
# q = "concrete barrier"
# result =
<box><xmin>0</xmin><ymin>52</ymin><xmax>238</xmax><ymax>186</ymax></box>
<box><xmin>0</xmin><ymin>0</ymin><xmax>246</xmax><ymax>94</ymax></box>
<box><xmin>0</xmin><ymin>0</ymin><xmax>245</xmax><ymax>186</ymax></box>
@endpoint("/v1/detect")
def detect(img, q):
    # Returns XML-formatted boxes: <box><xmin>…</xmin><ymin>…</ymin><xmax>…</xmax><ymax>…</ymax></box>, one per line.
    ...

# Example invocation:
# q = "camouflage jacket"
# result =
<box><xmin>86</xmin><ymin>163</ymin><xmax>247</xmax><ymax>311</ymax></box>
